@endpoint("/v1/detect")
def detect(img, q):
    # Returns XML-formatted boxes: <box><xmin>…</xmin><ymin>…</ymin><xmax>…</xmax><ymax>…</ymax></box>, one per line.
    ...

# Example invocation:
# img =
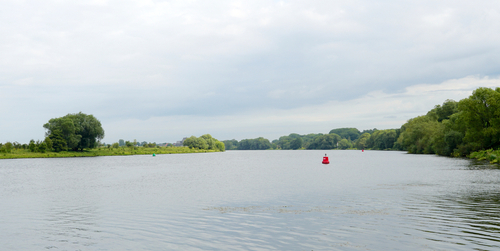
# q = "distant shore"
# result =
<box><xmin>0</xmin><ymin>146</ymin><xmax>222</xmax><ymax>159</ymax></box>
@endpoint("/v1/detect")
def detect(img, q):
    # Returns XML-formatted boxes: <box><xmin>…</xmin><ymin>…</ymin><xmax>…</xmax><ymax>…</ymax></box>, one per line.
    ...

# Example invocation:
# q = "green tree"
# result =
<box><xmin>276</xmin><ymin>135</ymin><xmax>292</xmax><ymax>149</ymax></box>
<box><xmin>369</xmin><ymin>129</ymin><xmax>397</xmax><ymax>150</ymax></box>
<box><xmin>215</xmin><ymin>141</ymin><xmax>225</xmax><ymax>151</ymax></box>
<box><xmin>361</xmin><ymin>128</ymin><xmax>378</xmax><ymax>135</ymax></box>
<box><xmin>200</xmin><ymin>134</ymin><xmax>217</xmax><ymax>149</ymax></box>
<box><xmin>329</xmin><ymin>128</ymin><xmax>361</xmax><ymax>141</ymax></box>
<box><xmin>44</xmin><ymin>117</ymin><xmax>80</xmax><ymax>150</ymax></box>
<box><xmin>238</xmin><ymin>137</ymin><xmax>271</xmax><ymax>150</ymax></box>
<box><xmin>222</xmin><ymin>139</ymin><xmax>238</xmax><ymax>150</ymax></box>
<box><xmin>49</xmin><ymin>130</ymin><xmax>67</xmax><ymax>152</ymax></box>
<box><xmin>355</xmin><ymin>133</ymin><xmax>370</xmax><ymax>149</ymax></box>
<box><xmin>3</xmin><ymin>142</ymin><xmax>13</xmax><ymax>153</ymax></box>
<box><xmin>183</xmin><ymin>136</ymin><xmax>208</xmax><ymax>149</ymax></box>
<box><xmin>44</xmin><ymin>112</ymin><xmax>104</xmax><ymax>151</ymax></box>
<box><xmin>290</xmin><ymin>137</ymin><xmax>303</xmax><ymax>150</ymax></box>
<box><xmin>396</xmin><ymin>116</ymin><xmax>443</xmax><ymax>154</ymax></box>
<box><xmin>395</xmin><ymin>99</ymin><xmax>464</xmax><ymax>155</ymax></box>
<box><xmin>274</xmin><ymin>133</ymin><xmax>321</xmax><ymax>150</ymax></box>
<box><xmin>38</xmin><ymin>142</ymin><xmax>47</xmax><ymax>153</ymax></box>
<box><xmin>458</xmin><ymin>87</ymin><xmax>500</xmax><ymax>150</ymax></box>
<box><xmin>307</xmin><ymin>133</ymin><xmax>341</xmax><ymax>149</ymax></box>
<box><xmin>67</xmin><ymin>112</ymin><xmax>105</xmax><ymax>150</ymax></box>
<box><xmin>182</xmin><ymin>135</ymin><xmax>224</xmax><ymax>151</ymax></box>
<box><xmin>13</xmin><ymin>142</ymin><xmax>21</xmax><ymax>149</ymax></box>
<box><xmin>29</xmin><ymin>140</ymin><xmax>36</xmax><ymax>152</ymax></box>
<box><xmin>338</xmin><ymin>138</ymin><xmax>352</xmax><ymax>149</ymax></box>
<box><xmin>444</xmin><ymin>130</ymin><xmax>463</xmax><ymax>155</ymax></box>
<box><xmin>427</xmin><ymin>99</ymin><xmax>458</xmax><ymax>122</ymax></box>
<box><xmin>44</xmin><ymin>137</ymin><xmax>53</xmax><ymax>151</ymax></box>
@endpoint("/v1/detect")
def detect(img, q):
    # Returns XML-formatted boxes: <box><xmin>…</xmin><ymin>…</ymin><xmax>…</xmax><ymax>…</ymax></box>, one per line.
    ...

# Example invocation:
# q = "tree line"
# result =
<box><xmin>396</xmin><ymin>87</ymin><xmax>500</xmax><ymax>156</ymax></box>
<box><xmin>222</xmin><ymin>128</ymin><xmax>399</xmax><ymax>151</ymax></box>
<box><xmin>222</xmin><ymin>87</ymin><xmax>500</xmax><ymax>157</ymax></box>
<box><xmin>0</xmin><ymin>112</ymin><xmax>224</xmax><ymax>154</ymax></box>
<box><xmin>2</xmin><ymin>87</ymin><xmax>499</xmax><ymax>157</ymax></box>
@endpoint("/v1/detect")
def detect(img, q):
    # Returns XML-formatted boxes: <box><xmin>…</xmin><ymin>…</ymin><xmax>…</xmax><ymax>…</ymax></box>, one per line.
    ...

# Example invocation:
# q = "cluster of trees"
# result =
<box><xmin>2</xmin><ymin>112</ymin><xmax>105</xmax><ymax>153</ymax></box>
<box><xmin>275</xmin><ymin>133</ymin><xmax>322</xmax><ymax>150</ymax></box>
<box><xmin>397</xmin><ymin>87</ymin><xmax>500</xmax><ymax>156</ymax></box>
<box><xmin>111</xmin><ymin>139</ymin><xmax>160</xmax><ymax>148</ymax></box>
<box><xmin>115</xmin><ymin>139</ymin><xmax>162</xmax><ymax>147</ymax></box>
<box><xmin>305</xmin><ymin>133</ymin><xmax>342</xmax><ymax>149</ymax></box>
<box><xmin>223</xmin><ymin>137</ymin><xmax>281</xmax><ymax>150</ymax></box>
<box><xmin>183</xmin><ymin>134</ymin><xmax>225</xmax><ymax>151</ymax></box>
<box><xmin>222</xmin><ymin>87</ymin><xmax>500</xmax><ymax>158</ymax></box>
<box><xmin>0</xmin><ymin>139</ymin><xmax>60</xmax><ymax>153</ymax></box>
<box><xmin>5</xmin><ymin>86</ymin><xmax>496</xmax><ymax>158</ymax></box>
<box><xmin>365</xmin><ymin>129</ymin><xmax>399</xmax><ymax>150</ymax></box>
<box><xmin>0</xmin><ymin>141</ymin><xmax>35</xmax><ymax>153</ymax></box>
<box><xmin>222</xmin><ymin>128</ymin><xmax>400</xmax><ymax>151</ymax></box>
<box><xmin>3</xmin><ymin>112</ymin><xmax>226</xmax><ymax>154</ymax></box>
<box><xmin>27</xmin><ymin>139</ymin><xmax>51</xmax><ymax>153</ymax></box>
<box><xmin>43</xmin><ymin>112</ymin><xmax>105</xmax><ymax>152</ymax></box>
<box><xmin>0</xmin><ymin>142</ymin><xmax>14</xmax><ymax>153</ymax></box>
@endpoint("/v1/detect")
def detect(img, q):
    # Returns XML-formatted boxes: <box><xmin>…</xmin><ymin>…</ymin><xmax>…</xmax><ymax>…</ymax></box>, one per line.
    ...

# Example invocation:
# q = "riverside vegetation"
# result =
<box><xmin>2</xmin><ymin>87</ymin><xmax>500</xmax><ymax>162</ymax></box>
<box><xmin>0</xmin><ymin>146</ymin><xmax>221</xmax><ymax>159</ymax></box>
<box><xmin>0</xmin><ymin>112</ymin><xmax>225</xmax><ymax>159</ymax></box>
<box><xmin>222</xmin><ymin>87</ymin><xmax>500</xmax><ymax>164</ymax></box>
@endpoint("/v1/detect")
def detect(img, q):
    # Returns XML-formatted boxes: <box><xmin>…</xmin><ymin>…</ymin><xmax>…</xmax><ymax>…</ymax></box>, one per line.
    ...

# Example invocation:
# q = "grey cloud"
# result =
<box><xmin>2</xmin><ymin>0</ymin><xmax>500</xmax><ymax>142</ymax></box>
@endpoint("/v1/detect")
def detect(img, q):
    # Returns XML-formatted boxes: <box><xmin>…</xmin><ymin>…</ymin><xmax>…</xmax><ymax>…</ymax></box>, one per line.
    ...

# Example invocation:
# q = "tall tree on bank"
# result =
<box><xmin>396</xmin><ymin>87</ymin><xmax>500</xmax><ymax>156</ymax></box>
<box><xmin>458</xmin><ymin>87</ymin><xmax>500</xmax><ymax>150</ymax></box>
<box><xmin>43</xmin><ymin>112</ymin><xmax>105</xmax><ymax>151</ymax></box>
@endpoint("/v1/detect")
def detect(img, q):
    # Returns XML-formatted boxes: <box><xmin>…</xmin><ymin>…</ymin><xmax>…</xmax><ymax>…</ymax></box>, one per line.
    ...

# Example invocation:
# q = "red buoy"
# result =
<box><xmin>322</xmin><ymin>155</ymin><xmax>330</xmax><ymax>164</ymax></box>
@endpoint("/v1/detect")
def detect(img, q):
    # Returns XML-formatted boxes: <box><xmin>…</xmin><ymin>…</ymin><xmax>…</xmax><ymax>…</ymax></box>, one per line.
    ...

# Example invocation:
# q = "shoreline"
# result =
<box><xmin>469</xmin><ymin>149</ymin><xmax>500</xmax><ymax>164</ymax></box>
<box><xmin>0</xmin><ymin>146</ymin><xmax>223</xmax><ymax>159</ymax></box>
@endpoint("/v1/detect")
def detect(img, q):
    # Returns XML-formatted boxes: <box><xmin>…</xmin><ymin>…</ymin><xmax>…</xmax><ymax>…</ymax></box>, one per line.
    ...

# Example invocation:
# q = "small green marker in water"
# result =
<box><xmin>153</xmin><ymin>153</ymin><xmax>156</xmax><ymax>157</ymax></box>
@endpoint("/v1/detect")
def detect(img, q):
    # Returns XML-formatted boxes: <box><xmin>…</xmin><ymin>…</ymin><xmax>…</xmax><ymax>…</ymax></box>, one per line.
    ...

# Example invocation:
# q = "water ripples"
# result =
<box><xmin>2</xmin><ymin>151</ymin><xmax>500</xmax><ymax>250</ymax></box>
<box><xmin>402</xmin><ymin>191</ymin><xmax>500</xmax><ymax>250</ymax></box>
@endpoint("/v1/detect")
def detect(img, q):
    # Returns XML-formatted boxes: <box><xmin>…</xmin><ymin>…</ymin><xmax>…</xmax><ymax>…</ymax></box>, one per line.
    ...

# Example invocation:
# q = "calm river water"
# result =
<box><xmin>1</xmin><ymin>150</ymin><xmax>499</xmax><ymax>250</ymax></box>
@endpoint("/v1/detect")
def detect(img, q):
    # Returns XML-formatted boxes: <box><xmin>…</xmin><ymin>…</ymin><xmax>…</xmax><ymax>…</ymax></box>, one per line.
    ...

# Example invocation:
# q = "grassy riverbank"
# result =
<box><xmin>469</xmin><ymin>149</ymin><xmax>500</xmax><ymax>164</ymax></box>
<box><xmin>0</xmin><ymin>146</ymin><xmax>221</xmax><ymax>159</ymax></box>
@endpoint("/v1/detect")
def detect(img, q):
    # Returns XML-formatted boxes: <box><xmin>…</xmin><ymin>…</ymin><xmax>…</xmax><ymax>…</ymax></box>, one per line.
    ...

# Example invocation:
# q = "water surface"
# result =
<box><xmin>1</xmin><ymin>150</ymin><xmax>499</xmax><ymax>250</ymax></box>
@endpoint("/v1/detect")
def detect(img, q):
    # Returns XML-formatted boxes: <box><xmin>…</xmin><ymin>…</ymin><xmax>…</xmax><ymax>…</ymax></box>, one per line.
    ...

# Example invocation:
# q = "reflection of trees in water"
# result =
<box><xmin>465</xmin><ymin>159</ymin><xmax>500</xmax><ymax>170</ymax></box>
<box><xmin>453</xmin><ymin>191</ymin><xmax>500</xmax><ymax>220</ymax></box>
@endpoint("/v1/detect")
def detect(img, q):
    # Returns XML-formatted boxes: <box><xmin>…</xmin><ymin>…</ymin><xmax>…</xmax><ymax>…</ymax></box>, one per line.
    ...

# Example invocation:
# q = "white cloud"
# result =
<box><xmin>1</xmin><ymin>1</ymin><xmax>500</xmax><ymax>143</ymax></box>
<box><xmin>101</xmin><ymin>76</ymin><xmax>500</xmax><ymax>143</ymax></box>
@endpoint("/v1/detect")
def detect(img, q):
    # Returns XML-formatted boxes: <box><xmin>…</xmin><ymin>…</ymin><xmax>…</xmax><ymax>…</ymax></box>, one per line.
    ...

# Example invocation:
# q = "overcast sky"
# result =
<box><xmin>1</xmin><ymin>0</ymin><xmax>500</xmax><ymax>144</ymax></box>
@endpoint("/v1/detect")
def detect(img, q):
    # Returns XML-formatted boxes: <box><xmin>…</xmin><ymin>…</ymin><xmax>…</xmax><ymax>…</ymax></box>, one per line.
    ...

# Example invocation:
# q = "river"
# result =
<box><xmin>1</xmin><ymin>150</ymin><xmax>499</xmax><ymax>250</ymax></box>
